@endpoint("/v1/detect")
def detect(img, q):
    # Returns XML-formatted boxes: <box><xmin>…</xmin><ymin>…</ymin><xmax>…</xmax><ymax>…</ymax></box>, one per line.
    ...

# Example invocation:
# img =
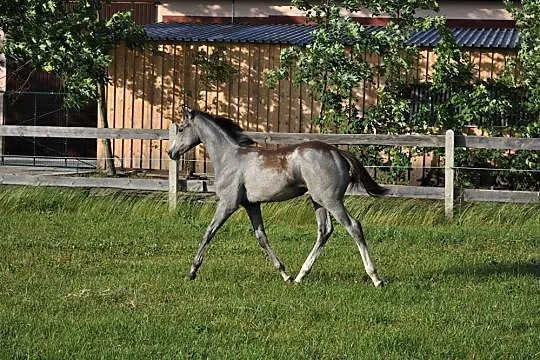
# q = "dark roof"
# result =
<box><xmin>144</xmin><ymin>23</ymin><xmax>520</xmax><ymax>49</ymax></box>
<box><xmin>409</xmin><ymin>27</ymin><xmax>520</xmax><ymax>48</ymax></box>
<box><xmin>145</xmin><ymin>23</ymin><xmax>315</xmax><ymax>45</ymax></box>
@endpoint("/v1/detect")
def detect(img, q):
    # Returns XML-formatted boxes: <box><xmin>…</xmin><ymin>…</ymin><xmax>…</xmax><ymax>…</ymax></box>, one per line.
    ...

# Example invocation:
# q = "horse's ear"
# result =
<box><xmin>182</xmin><ymin>105</ymin><xmax>194</xmax><ymax>120</ymax></box>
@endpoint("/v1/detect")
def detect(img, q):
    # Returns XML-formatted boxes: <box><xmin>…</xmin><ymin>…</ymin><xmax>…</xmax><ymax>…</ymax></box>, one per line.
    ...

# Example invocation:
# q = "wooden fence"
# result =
<box><xmin>1</xmin><ymin>125</ymin><xmax>539</xmax><ymax>219</ymax></box>
<box><xmin>102</xmin><ymin>42</ymin><xmax>517</xmax><ymax>178</ymax></box>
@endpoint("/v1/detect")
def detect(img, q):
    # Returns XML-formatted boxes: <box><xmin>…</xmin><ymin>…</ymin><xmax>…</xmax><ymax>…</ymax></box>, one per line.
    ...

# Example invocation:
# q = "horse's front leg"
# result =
<box><xmin>188</xmin><ymin>200</ymin><xmax>238</xmax><ymax>280</ymax></box>
<box><xmin>243</xmin><ymin>203</ymin><xmax>292</xmax><ymax>283</ymax></box>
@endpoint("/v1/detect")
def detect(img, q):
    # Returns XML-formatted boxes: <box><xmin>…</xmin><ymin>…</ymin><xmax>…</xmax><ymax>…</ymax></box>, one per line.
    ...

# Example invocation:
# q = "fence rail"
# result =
<box><xmin>1</xmin><ymin>125</ymin><xmax>539</xmax><ymax>150</ymax></box>
<box><xmin>1</xmin><ymin>125</ymin><xmax>539</xmax><ymax>219</ymax></box>
<box><xmin>0</xmin><ymin>125</ymin><xmax>169</xmax><ymax>140</ymax></box>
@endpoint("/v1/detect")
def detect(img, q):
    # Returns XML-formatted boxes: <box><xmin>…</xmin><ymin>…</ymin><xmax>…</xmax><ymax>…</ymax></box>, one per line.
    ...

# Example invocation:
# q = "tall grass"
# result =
<box><xmin>1</xmin><ymin>186</ymin><xmax>538</xmax><ymax>228</ymax></box>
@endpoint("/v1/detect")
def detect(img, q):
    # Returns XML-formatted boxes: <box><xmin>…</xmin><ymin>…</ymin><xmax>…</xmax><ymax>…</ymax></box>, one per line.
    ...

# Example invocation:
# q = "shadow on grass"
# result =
<box><xmin>296</xmin><ymin>270</ymin><xmax>377</xmax><ymax>285</ymax></box>
<box><xmin>443</xmin><ymin>261</ymin><xmax>540</xmax><ymax>279</ymax></box>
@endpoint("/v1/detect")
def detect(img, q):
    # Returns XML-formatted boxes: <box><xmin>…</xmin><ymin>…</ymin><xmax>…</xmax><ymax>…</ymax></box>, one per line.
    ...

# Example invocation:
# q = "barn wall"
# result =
<box><xmin>101</xmin><ymin>42</ymin><xmax>515</xmax><ymax>175</ymax></box>
<box><xmin>158</xmin><ymin>0</ymin><xmax>515</xmax><ymax>26</ymax></box>
<box><xmin>102</xmin><ymin>1</ymin><xmax>157</xmax><ymax>25</ymax></box>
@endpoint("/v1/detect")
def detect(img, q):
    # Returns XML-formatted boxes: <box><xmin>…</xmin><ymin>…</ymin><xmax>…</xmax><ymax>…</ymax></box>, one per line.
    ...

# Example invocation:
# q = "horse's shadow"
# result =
<box><xmin>441</xmin><ymin>261</ymin><xmax>540</xmax><ymax>279</ymax></box>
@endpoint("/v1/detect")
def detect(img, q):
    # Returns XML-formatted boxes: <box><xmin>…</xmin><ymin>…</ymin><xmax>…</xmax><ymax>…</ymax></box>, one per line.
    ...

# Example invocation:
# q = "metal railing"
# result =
<box><xmin>1</xmin><ymin>91</ymin><xmax>97</xmax><ymax>167</ymax></box>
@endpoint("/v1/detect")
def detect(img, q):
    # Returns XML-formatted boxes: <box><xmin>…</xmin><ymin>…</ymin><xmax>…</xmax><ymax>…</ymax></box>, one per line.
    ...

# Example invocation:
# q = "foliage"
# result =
<box><xmin>504</xmin><ymin>0</ymin><xmax>540</xmax><ymax>115</ymax></box>
<box><xmin>0</xmin><ymin>0</ymin><xmax>145</xmax><ymax>108</ymax></box>
<box><xmin>418</xmin><ymin>19</ymin><xmax>539</xmax><ymax>190</ymax></box>
<box><xmin>0</xmin><ymin>187</ymin><xmax>539</xmax><ymax>359</ymax></box>
<box><xmin>430</xmin><ymin>26</ymin><xmax>474</xmax><ymax>91</ymax></box>
<box><xmin>428</xmin><ymin>27</ymin><xmax>513</xmax><ymax>132</ymax></box>
<box><xmin>267</xmin><ymin>0</ymin><xmax>441</xmax><ymax>133</ymax></box>
<box><xmin>266</xmin><ymin>5</ymin><xmax>375</xmax><ymax>131</ymax></box>
<box><xmin>370</xmin><ymin>2</ymin><xmax>539</xmax><ymax>190</ymax></box>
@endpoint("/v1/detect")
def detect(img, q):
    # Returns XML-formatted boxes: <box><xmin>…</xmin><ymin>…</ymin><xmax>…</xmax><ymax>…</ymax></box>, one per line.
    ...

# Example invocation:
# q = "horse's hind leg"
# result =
<box><xmin>244</xmin><ymin>203</ymin><xmax>292</xmax><ymax>282</ymax></box>
<box><xmin>188</xmin><ymin>200</ymin><xmax>237</xmax><ymax>280</ymax></box>
<box><xmin>294</xmin><ymin>201</ymin><xmax>334</xmax><ymax>283</ymax></box>
<box><xmin>325</xmin><ymin>201</ymin><xmax>383</xmax><ymax>287</ymax></box>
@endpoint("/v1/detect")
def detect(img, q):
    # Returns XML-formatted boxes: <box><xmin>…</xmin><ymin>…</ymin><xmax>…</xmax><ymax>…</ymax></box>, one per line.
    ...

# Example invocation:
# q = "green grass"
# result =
<box><xmin>0</xmin><ymin>186</ymin><xmax>539</xmax><ymax>359</ymax></box>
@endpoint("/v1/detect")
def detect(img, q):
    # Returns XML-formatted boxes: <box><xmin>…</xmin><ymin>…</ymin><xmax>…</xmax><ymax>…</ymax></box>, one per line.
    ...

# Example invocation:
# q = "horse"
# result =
<box><xmin>168</xmin><ymin>107</ymin><xmax>388</xmax><ymax>287</ymax></box>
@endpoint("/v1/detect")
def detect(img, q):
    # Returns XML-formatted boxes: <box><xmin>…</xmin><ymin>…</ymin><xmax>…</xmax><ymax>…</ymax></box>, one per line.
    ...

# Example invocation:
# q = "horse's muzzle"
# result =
<box><xmin>168</xmin><ymin>150</ymin><xmax>180</xmax><ymax>160</ymax></box>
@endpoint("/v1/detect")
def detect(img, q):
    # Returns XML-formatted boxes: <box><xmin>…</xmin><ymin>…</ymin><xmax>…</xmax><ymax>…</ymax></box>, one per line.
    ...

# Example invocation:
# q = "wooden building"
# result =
<box><xmin>102</xmin><ymin>23</ymin><xmax>520</xmax><ymax>179</ymax></box>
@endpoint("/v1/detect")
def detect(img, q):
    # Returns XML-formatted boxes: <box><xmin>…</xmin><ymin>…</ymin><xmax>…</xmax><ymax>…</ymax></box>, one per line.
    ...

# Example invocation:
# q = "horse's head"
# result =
<box><xmin>168</xmin><ymin>106</ymin><xmax>201</xmax><ymax>160</ymax></box>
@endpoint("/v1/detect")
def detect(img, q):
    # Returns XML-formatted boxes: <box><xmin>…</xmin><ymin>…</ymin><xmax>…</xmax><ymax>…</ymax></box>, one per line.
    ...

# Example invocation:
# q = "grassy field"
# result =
<box><xmin>0</xmin><ymin>186</ymin><xmax>539</xmax><ymax>359</ymax></box>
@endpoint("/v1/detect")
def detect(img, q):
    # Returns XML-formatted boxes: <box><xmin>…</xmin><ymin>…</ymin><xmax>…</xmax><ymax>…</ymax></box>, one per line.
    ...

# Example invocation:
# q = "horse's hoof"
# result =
<box><xmin>374</xmin><ymin>280</ymin><xmax>384</xmax><ymax>288</ymax></box>
<box><xmin>186</xmin><ymin>273</ymin><xmax>197</xmax><ymax>281</ymax></box>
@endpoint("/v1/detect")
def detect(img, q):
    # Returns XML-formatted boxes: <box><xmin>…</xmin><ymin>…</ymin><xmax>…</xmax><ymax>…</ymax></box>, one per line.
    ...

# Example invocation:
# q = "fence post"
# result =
<box><xmin>168</xmin><ymin>123</ymin><xmax>179</xmax><ymax>212</ymax></box>
<box><xmin>445</xmin><ymin>129</ymin><xmax>455</xmax><ymax>220</ymax></box>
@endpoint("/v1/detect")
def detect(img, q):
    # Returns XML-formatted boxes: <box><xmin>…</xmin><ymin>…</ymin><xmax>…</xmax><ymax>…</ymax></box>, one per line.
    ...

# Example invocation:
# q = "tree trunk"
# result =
<box><xmin>97</xmin><ymin>82</ymin><xmax>116</xmax><ymax>176</ymax></box>
<box><xmin>94</xmin><ymin>8</ymin><xmax>115</xmax><ymax>176</ymax></box>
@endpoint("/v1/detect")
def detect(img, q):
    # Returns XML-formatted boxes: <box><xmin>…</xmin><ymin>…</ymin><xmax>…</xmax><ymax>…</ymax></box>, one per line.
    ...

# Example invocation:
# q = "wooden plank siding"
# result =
<box><xmin>101</xmin><ymin>42</ymin><xmax>516</xmax><ymax>176</ymax></box>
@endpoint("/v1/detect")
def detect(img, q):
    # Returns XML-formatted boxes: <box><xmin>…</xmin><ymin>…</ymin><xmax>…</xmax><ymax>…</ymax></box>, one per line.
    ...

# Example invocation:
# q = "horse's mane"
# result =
<box><xmin>194</xmin><ymin>110</ymin><xmax>255</xmax><ymax>147</ymax></box>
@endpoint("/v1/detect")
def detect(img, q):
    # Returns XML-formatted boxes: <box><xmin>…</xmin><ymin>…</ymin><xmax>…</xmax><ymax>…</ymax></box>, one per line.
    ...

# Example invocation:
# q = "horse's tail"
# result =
<box><xmin>338</xmin><ymin>150</ymin><xmax>389</xmax><ymax>197</ymax></box>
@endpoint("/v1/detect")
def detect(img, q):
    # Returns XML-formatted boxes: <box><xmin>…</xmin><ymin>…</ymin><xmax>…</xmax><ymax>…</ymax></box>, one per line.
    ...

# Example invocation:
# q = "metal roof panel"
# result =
<box><xmin>144</xmin><ymin>23</ymin><xmax>520</xmax><ymax>49</ymax></box>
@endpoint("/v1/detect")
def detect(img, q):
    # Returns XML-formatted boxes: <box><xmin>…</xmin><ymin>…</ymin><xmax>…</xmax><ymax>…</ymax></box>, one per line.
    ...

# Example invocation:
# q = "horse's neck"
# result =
<box><xmin>195</xmin><ymin>120</ymin><xmax>239</xmax><ymax>174</ymax></box>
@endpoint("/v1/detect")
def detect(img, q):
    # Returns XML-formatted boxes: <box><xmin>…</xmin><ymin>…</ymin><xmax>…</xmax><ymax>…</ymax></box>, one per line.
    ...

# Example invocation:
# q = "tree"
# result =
<box><xmin>267</xmin><ymin>0</ymin><xmax>441</xmax><ymax>133</ymax></box>
<box><xmin>411</xmin><ymin>7</ymin><xmax>539</xmax><ymax>190</ymax></box>
<box><xmin>0</xmin><ymin>0</ymin><xmax>146</xmax><ymax>174</ymax></box>
<box><xmin>504</xmin><ymin>0</ymin><xmax>540</xmax><ymax>115</ymax></box>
